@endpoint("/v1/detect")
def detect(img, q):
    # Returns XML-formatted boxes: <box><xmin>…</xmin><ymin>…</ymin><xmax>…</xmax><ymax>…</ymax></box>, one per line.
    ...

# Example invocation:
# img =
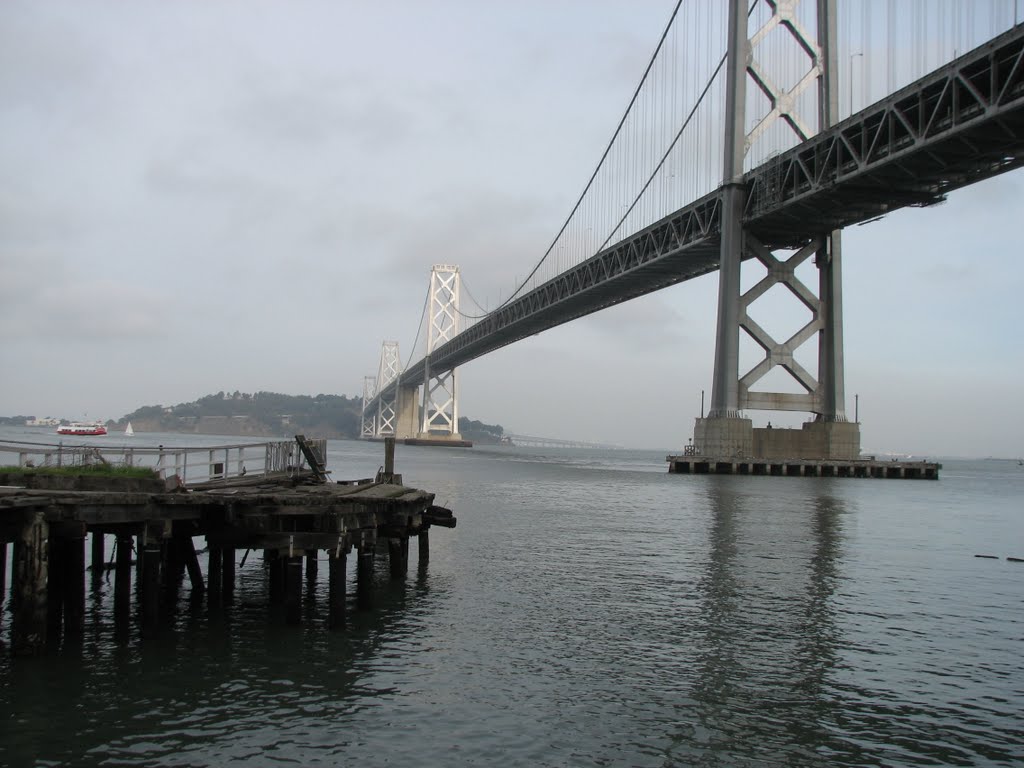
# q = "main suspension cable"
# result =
<box><xmin>401</xmin><ymin>284</ymin><xmax>431</xmax><ymax>373</ymax></box>
<box><xmin>455</xmin><ymin>0</ymin><xmax>687</xmax><ymax>320</ymax></box>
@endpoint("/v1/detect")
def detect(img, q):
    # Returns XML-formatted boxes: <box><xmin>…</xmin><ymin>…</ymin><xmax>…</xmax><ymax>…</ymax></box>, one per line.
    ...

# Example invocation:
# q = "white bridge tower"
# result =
<box><xmin>373</xmin><ymin>340</ymin><xmax>401</xmax><ymax>438</ymax></box>
<box><xmin>419</xmin><ymin>264</ymin><xmax>463</xmax><ymax>441</ymax></box>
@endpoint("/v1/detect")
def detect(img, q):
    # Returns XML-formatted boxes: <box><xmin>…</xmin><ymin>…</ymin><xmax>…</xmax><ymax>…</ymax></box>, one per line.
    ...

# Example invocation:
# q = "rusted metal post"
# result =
<box><xmin>12</xmin><ymin>513</ymin><xmax>48</xmax><ymax>656</ymax></box>
<box><xmin>327</xmin><ymin>549</ymin><xmax>346</xmax><ymax>629</ymax></box>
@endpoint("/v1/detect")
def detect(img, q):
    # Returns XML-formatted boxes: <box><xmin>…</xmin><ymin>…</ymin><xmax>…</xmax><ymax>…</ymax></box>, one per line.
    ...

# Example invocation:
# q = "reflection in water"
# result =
<box><xmin>1</xmin><ymin>439</ymin><xmax>1021</xmax><ymax>767</ymax></box>
<box><xmin>685</xmin><ymin>479</ymin><xmax>849</xmax><ymax>765</ymax></box>
<box><xmin>0</xmin><ymin>549</ymin><xmax>447</xmax><ymax>767</ymax></box>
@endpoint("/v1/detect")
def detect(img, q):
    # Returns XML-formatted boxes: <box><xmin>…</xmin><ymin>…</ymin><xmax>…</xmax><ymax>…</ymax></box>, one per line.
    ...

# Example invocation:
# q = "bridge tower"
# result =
<box><xmin>367</xmin><ymin>340</ymin><xmax>420</xmax><ymax>439</ymax></box>
<box><xmin>371</xmin><ymin>340</ymin><xmax>401</xmax><ymax>438</ymax></box>
<box><xmin>360</xmin><ymin>375</ymin><xmax>377</xmax><ymax>438</ymax></box>
<box><xmin>695</xmin><ymin>0</ymin><xmax>860</xmax><ymax>460</ymax></box>
<box><xmin>418</xmin><ymin>264</ymin><xmax>465</xmax><ymax>442</ymax></box>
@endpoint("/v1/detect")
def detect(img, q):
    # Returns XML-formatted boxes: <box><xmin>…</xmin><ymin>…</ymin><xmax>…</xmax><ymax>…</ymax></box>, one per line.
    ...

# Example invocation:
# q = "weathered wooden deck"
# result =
<box><xmin>0</xmin><ymin>437</ymin><xmax>455</xmax><ymax>656</ymax></box>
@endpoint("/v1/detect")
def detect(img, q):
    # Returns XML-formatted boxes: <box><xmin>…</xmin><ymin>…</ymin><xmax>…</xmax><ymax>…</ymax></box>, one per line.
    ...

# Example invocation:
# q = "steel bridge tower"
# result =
<box><xmin>418</xmin><ymin>264</ymin><xmax>464</xmax><ymax>441</ymax></box>
<box><xmin>372</xmin><ymin>340</ymin><xmax>401</xmax><ymax>438</ymax></box>
<box><xmin>360</xmin><ymin>375</ymin><xmax>377</xmax><ymax>438</ymax></box>
<box><xmin>695</xmin><ymin>0</ymin><xmax>860</xmax><ymax>460</ymax></box>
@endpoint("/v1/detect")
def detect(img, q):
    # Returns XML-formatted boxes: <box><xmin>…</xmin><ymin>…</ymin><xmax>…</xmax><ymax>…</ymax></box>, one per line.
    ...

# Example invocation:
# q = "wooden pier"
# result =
<box><xmin>666</xmin><ymin>454</ymin><xmax>941</xmax><ymax>479</ymax></box>
<box><xmin>0</xmin><ymin>437</ymin><xmax>455</xmax><ymax>656</ymax></box>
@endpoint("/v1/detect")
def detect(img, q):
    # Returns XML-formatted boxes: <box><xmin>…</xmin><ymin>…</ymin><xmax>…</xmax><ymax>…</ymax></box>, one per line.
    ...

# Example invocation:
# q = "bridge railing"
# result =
<box><xmin>0</xmin><ymin>438</ymin><xmax>327</xmax><ymax>487</ymax></box>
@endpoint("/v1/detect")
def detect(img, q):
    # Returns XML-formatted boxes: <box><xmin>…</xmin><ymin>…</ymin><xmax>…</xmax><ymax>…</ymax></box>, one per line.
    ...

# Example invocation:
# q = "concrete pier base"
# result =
<box><xmin>753</xmin><ymin>421</ymin><xmax>861</xmax><ymax>460</ymax></box>
<box><xmin>667</xmin><ymin>454</ymin><xmax>940</xmax><ymax>479</ymax></box>
<box><xmin>693</xmin><ymin>417</ymin><xmax>753</xmax><ymax>458</ymax></box>
<box><xmin>405</xmin><ymin>434</ymin><xmax>473</xmax><ymax>448</ymax></box>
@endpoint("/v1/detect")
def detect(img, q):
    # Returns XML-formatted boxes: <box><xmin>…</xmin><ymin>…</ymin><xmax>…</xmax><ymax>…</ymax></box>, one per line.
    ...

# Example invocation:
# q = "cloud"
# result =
<box><xmin>4</xmin><ymin>273</ymin><xmax>169</xmax><ymax>342</ymax></box>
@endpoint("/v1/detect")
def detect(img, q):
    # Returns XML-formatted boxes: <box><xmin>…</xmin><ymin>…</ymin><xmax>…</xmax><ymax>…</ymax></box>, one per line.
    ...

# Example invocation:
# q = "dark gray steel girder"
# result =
<box><xmin>745</xmin><ymin>24</ymin><xmax>1024</xmax><ymax>246</ymax></box>
<box><xmin>370</xmin><ymin>24</ymin><xmax>1024</xmax><ymax>408</ymax></box>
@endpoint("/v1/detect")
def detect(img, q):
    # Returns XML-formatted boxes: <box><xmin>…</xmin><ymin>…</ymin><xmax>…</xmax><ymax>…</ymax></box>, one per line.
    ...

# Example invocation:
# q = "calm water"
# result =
<box><xmin>1</xmin><ymin>428</ymin><xmax>1022</xmax><ymax>766</ymax></box>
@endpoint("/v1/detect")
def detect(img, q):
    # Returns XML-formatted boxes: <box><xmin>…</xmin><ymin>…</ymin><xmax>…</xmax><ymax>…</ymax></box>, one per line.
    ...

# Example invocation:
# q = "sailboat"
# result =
<box><xmin>125</xmin><ymin>421</ymin><xmax>135</xmax><ymax>437</ymax></box>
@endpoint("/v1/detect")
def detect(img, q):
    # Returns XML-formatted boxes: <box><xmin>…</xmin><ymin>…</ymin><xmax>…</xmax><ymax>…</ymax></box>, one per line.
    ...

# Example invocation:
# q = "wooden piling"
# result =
<box><xmin>327</xmin><ymin>550</ymin><xmax>346</xmax><ymax>629</ymax></box>
<box><xmin>114</xmin><ymin>534</ymin><xmax>133</xmax><ymax>622</ymax></box>
<box><xmin>46</xmin><ymin>535</ymin><xmax>65</xmax><ymax>644</ymax></box>
<box><xmin>418</xmin><ymin>530</ymin><xmax>429</xmax><ymax>566</ymax></box>
<box><xmin>384</xmin><ymin>437</ymin><xmax>395</xmax><ymax>476</ymax></box>
<box><xmin>0</xmin><ymin>457</ymin><xmax>456</xmax><ymax>648</ymax></box>
<box><xmin>284</xmin><ymin>556</ymin><xmax>302</xmax><ymax>625</ymax></box>
<box><xmin>0</xmin><ymin>541</ymin><xmax>7</xmax><ymax>609</ymax></box>
<box><xmin>208</xmin><ymin>545</ymin><xmax>223</xmax><ymax>599</ymax></box>
<box><xmin>12</xmin><ymin>513</ymin><xmax>49</xmax><ymax>656</ymax></box>
<box><xmin>222</xmin><ymin>547</ymin><xmax>236</xmax><ymax>598</ymax></box>
<box><xmin>356</xmin><ymin>545</ymin><xmax>374</xmax><ymax>609</ymax></box>
<box><xmin>305</xmin><ymin>550</ymin><xmax>318</xmax><ymax>582</ymax></box>
<box><xmin>90</xmin><ymin>532</ymin><xmax>105</xmax><ymax>586</ymax></box>
<box><xmin>141</xmin><ymin>541</ymin><xmax>161</xmax><ymax>629</ymax></box>
<box><xmin>181</xmin><ymin>535</ymin><xmax>205</xmax><ymax>592</ymax></box>
<box><xmin>388</xmin><ymin>538</ymin><xmax>408</xmax><ymax>579</ymax></box>
<box><xmin>64</xmin><ymin>531</ymin><xmax>86</xmax><ymax>639</ymax></box>
<box><xmin>266</xmin><ymin>551</ymin><xmax>282</xmax><ymax>604</ymax></box>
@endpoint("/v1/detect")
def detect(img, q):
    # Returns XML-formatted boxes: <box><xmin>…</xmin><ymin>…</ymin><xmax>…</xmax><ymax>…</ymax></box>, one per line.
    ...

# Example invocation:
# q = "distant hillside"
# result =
<box><xmin>119</xmin><ymin>391</ymin><xmax>361</xmax><ymax>438</ymax></box>
<box><xmin>115</xmin><ymin>391</ymin><xmax>505</xmax><ymax>443</ymax></box>
<box><xmin>457</xmin><ymin>417</ymin><xmax>505</xmax><ymax>444</ymax></box>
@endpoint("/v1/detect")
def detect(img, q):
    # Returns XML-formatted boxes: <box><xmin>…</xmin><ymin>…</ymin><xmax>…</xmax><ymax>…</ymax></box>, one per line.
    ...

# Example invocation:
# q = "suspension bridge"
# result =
<box><xmin>359</xmin><ymin>0</ymin><xmax>1024</xmax><ymax>461</ymax></box>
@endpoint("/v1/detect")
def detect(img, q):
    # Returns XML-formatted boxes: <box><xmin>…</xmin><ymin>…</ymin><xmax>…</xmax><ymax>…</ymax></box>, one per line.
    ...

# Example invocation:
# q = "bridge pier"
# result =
<box><xmin>395</xmin><ymin>384</ymin><xmax>420</xmax><ymax>440</ymax></box>
<box><xmin>693</xmin><ymin>417</ymin><xmax>752</xmax><ymax>459</ymax></box>
<box><xmin>696</xmin><ymin>0</ymin><xmax>860</xmax><ymax>463</ymax></box>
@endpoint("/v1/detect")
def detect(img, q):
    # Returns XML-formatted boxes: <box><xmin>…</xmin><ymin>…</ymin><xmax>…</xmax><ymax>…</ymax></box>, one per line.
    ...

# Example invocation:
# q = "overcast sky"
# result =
<box><xmin>2</xmin><ymin>1</ymin><xmax>1021</xmax><ymax>458</ymax></box>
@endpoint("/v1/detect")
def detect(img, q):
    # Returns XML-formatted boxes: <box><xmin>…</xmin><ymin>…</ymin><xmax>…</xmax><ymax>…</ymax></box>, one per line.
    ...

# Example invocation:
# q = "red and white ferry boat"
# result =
<box><xmin>56</xmin><ymin>421</ymin><xmax>108</xmax><ymax>436</ymax></box>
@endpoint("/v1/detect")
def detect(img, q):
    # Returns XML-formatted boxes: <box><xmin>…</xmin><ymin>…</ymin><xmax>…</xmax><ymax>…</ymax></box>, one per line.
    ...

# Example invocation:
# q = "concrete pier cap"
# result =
<box><xmin>693</xmin><ymin>416</ymin><xmax>861</xmax><ymax>460</ymax></box>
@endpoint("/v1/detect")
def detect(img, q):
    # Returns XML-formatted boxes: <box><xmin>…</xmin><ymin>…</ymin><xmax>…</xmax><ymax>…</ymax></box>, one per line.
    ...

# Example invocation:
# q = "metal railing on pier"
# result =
<box><xmin>0</xmin><ymin>437</ymin><xmax>327</xmax><ymax>487</ymax></box>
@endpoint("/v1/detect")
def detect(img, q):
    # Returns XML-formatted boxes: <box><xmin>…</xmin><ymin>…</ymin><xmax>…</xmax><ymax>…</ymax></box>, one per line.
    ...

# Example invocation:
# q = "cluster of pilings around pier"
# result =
<box><xmin>0</xmin><ymin>438</ymin><xmax>455</xmax><ymax>656</ymax></box>
<box><xmin>666</xmin><ymin>455</ymin><xmax>941</xmax><ymax>479</ymax></box>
